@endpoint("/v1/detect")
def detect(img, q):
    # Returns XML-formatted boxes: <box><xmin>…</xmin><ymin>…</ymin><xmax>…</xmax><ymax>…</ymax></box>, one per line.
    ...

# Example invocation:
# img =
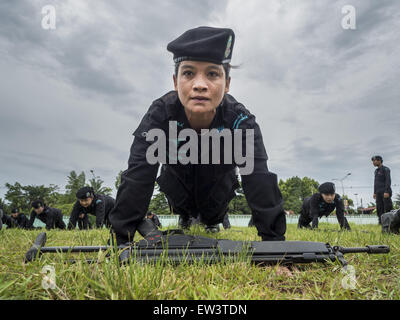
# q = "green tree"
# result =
<box><xmin>279</xmin><ymin>176</ymin><xmax>320</xmax><ymax>214</ymax></box>
<box><xmin>342</xmin><ymin>195</ymin><xmax>355</xmax><ymax>214</ymax></box>
<box><xmin>115</xmin><ymin>170</ymin><xmax>123</xmax><ymax>191</ymax></box>
<box><xmin>148</xmin><ymin>183</ymin><xmax>170</xmax><ymax>215</ymax></box>
<box><xmin>394</xmin><ymin>193</ymin><xmax>400</xmax><ymax>209</ymax></box>
<box><xmin>0</xmin><ymin>198</ymin><xmax>10</xmax><ymax>214</ymax></box>
<box><xmin>65</xmin><ymin>170</ymin><xmax>86</xmax><ymax>203</ymax></box>
<box><xmin>4</xmin><ymin>182</ymin><xmax>60</xmax><ymax>213</ymax></box>
<box><xmin>228</xmin><ymin>182</ymin><xmax>251</xmax><ymax>215</ymax></box>
<box><xmin>89</xmin><ymin>170</ymin><xmax>112</xmax><ymax>196</ymax></box>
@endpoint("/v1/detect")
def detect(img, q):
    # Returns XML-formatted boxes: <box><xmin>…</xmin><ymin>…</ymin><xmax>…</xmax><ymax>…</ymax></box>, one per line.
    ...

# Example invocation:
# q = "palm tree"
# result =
<box><xmin>89</xmin><ymin>170</ymin><xmax>112</xmax><ymax>196</ymax></box>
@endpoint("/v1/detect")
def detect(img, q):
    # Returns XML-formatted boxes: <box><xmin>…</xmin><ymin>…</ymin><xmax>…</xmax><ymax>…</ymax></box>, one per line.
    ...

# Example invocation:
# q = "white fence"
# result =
<box><xmin>157</xmin><ymin>214</ymin><xmax>378</xmax><ymax>227</ymax></box>
<box><xmin>27</xmin><ymin>214</ymin><xmax>379</xmax><ymax>228</ymax></box>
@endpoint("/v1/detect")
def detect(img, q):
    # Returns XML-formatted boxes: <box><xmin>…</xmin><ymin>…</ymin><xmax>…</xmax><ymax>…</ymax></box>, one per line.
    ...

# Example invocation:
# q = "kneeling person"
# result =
<box><xmin>298</xmin><ymin>182</ymin><xmax>351</xmax><ymax>230</ymax></box>
<box><xmin>68</xmin><ymin>187</ymin><xmax>115</xmax><ymax>230</ymax></box>
<box><xmin>29</xmin><ymin>200</ymin><xmax>66</xmax><ymax>230</ymax></box>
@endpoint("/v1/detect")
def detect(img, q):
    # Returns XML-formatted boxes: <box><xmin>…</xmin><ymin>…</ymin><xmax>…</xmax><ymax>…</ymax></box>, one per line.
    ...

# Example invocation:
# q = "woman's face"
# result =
<box><xmin>79</xmin><ymin>197</ymin><xmax>93</xmax><ymax>208</ymax></box>
<box><xmin>173</xmin><ymin>60</ymin><xmax>230</xmax><ymax>116</ymax></box>
<box><xmin>321</xmin><ymin>193</ymin><xmax>335</xmax><ymax>203</ymax></box>
<box><xmin>34</xmin><ymin>207</ymin><xmax>44</xmax><ymax>214</ymax></box>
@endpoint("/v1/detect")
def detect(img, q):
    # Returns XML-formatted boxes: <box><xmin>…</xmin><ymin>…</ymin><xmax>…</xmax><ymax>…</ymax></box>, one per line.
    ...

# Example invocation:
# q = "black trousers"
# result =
<box><xmin>78</xmin><ymin>215</ymin><xmax>92</xmax><ymax>230</ymax></box>
<box><xmin>50</xmin><ymin>216</ymin><xmax>66</xmax><ymax>230</ymax></box>
<box><xmin>376</xmin><ymin>193</ymin><xmax>393</xmax><ymax>224</ymax></box>
<box><xmin>297</xmin><ymin>203</ymin><xmax>312</xmax><ymax>229</ymax></box>
<box><xmin>297</xmin><ymin>215</ymin><xmax>312</xmax><ymax>229</ymax></box>
<box><xmin>157</xmin><ymin>167</ymin><xmax>238</xmax><ymax>227</ymax></box>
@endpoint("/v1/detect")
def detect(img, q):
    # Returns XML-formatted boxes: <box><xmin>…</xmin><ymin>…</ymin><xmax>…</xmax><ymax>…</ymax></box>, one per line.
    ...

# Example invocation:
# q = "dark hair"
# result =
<box><xmin>174</xmin><ymin>62</ymin><xmax>235</xmax><ymax>80</ymax></box>
<box><xmin>76</xmin><ymin>186</ymin><xmax>95</xmax><ymax>199</ymax></box>
<box><xmin>371</xmin><ymin>155</ymin><xmax>383</xmax><ymax>162</ymax></box>
<box><xmin>318</xmin><ymin>182</ymin><xmax>336</xmax><ymax>195</ymax></box>
<box><xmin>31</xmin><ymin>200</ymin><xmax>44</xmax><ymax>209</ymax></box>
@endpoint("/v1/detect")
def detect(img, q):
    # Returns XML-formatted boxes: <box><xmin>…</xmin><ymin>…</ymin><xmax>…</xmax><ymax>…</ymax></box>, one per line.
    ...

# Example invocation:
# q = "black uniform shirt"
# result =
<box><xmin>14</xmin><ymin>213</ymin><xmax>30</xmax><ymax>229</ymax></box>
<box><xmin>305</xmin><ymin>193</ymin><xmax>347</xmax><ymax>229</ymax></box>
<box><xmin>374</xmin><ymin>165</ymin><xmax>392</xmax><ymax>194</ymax></box>
<box><xmin>109</xmin><ymin>91</ymin><xmax>286</xmax><ymax>243</ymax></box>
<box><xmin>29</xmin><ymin>206</ymin><xmax>63</xmax><ymax>230</ymax></box>
<box><xmin>148</xmin><ymin>214</ymin><xmax>162</xmax><ymax>228</ymax></box>
<box><xmin>69</xmin><ymin>194</ymin><xmax>115</xmax><ymax>229</ymax></box>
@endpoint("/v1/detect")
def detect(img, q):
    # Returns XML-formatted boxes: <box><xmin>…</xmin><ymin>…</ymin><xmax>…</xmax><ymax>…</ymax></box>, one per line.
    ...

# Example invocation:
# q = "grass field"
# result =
<box><xmin>0</xmin><ymin>223</ymin><xmax>399</xmax><ymax>300</ymax></box>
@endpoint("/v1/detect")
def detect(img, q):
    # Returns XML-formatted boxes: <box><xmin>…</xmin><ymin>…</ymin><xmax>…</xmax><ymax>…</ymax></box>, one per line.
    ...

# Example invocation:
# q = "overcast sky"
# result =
<box><xmin>1</xmin><ymin>0</ymin><xmax>399</xmax><ymax>208</ymax></box>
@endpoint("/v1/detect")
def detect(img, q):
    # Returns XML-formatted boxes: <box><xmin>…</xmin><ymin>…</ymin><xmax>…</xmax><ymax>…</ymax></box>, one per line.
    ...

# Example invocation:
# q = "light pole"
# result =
<box><xmin>354</xmin><ymin>193</ymin><xmax>359</xmax><ymax>213</ymax></box>
<box><xmin>332</xmin><ymin>172</ymin><xmax>351</xmax><ymax>198</ymax></box>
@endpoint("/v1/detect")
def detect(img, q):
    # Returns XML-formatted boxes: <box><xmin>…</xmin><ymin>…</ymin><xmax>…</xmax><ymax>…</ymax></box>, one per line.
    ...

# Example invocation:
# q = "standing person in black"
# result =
<box><xmin>68</xmin><ymin>187</ymin><xmax>115</xmax><ymax>230</ymax></box>
<box><xmin>372</xmin><ymin>155</ymin><xmax>393</xmax><ymax>224</ymax></box>
<box><xmin>29</xmin><ymin>200</ymin><xmax>66</xmax><ymax>230</ymax></box>
<box><xmin>109</xmin><ymin>26</ymin><xmax>286</xmax><ymax>245</ymax></box>
<box><xmin>297</xmin><ymin>182</ymin><xmax>351</xmax><ymax>230</ymax></box>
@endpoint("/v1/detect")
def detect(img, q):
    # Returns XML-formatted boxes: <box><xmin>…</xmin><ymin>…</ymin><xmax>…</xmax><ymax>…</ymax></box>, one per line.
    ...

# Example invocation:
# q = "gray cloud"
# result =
<box><xmin>0</xmin><ymin>0</ymin><xmax>399</xmax><ymax>206</ymax></box>
<box><xmin>0</xmin><ymin>0</ymin><xmax>229</xmax><ymax>115</ymax></box>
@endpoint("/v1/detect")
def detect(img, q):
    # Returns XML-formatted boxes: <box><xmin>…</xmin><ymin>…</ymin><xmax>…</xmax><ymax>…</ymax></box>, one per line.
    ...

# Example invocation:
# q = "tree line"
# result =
<box><xmin>1</xmin><ymin>172</ymin><xmax>399</xmax><ymax>216</ymax></box>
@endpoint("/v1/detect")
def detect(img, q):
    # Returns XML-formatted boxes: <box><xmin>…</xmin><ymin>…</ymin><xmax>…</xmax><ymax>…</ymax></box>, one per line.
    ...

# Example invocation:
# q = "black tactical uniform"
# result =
<box><xmin>109</xmin><ymin>26</ymin><xmax>286</xmax><ymax>244</ymax></box>
<box><xmin>374</xmin><ymin>165</ymin><xmax>393</xmax><ymax>224</ymax></box>
<box><xmin>29</xmin><ymin>206</ymin><xmax>66</xmax><ymax>230</ymax></box>
<box><xmin>4</xmin><ymin>211</ymin><xmax>31</xmax><ymax>229</ymax></box>
<box><xmin>3</xmin><ymin>215</ymin><xmax>18</xmax><ymax>228</ymax></box>
<box><xmin>14</xmin><ymin>213</ymin><xmax>30</xmax><ymax>229</ymax></box>
<box><xmin>146</xmin><ymin>212</ymin><xmax>162</xmax><ymax>228</ymax></box>
<box><xmin>68</xmin><ymin>194</ymin><xmax>115</xmax><ymax>229</ymax></box>
<box><xmin>109</xmin><ymin>91</ymin><xmax>286</xmax><ymax>243</ymax></box>
<box><xmin>298</xmin><ymin>193</ymin><xmax>351</xmax><ymax>230</ymax></box>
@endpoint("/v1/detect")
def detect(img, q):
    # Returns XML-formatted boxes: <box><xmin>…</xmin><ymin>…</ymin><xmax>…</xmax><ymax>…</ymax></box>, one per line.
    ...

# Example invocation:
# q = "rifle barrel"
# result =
<box><xmin>40</xmin><ymin>246</ymin><xmax>111</xmax><ymax>253</ymax></box>
<box><xmin>334</xmin><ymin>245</ymin><xmax>390</xmax><ymax>254</ymax></box>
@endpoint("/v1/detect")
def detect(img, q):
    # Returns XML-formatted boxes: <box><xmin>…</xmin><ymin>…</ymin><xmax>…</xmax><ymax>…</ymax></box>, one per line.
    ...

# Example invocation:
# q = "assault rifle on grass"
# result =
<box><xmin>25</xmin><ymin>221</ymin><xmax>390</xmax><ymax>267</ymax></box>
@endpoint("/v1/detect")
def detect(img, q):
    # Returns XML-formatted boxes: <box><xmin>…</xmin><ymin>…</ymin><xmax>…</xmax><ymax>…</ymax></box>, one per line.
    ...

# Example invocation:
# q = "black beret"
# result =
<box><xmin>318</xmin><ymin>182</ymin><xmax>336</xmax><ymax>195</ymax></box>
<box><xmin>371</xmin><ymin>155</ymin><xmax>383</xmax><ymax>162</ymax></box>
<box><xmin>76</xmin><ymin>186</ymin><xmax>94</xmax><ymax>200</ymax></box>
<box><xmin>31</xmin><ymin>200</ymin><xmax>44</xmax><ymax>209</ymax></box>
<box><xmin>167</xmin><ymin>26</ymin><xmax>235</xmax><ymax>65</ymax></box>
<box><xmin>11</xmin><ymin>208</ymin><xmax>19</xmax><ymax>214</ymax></box>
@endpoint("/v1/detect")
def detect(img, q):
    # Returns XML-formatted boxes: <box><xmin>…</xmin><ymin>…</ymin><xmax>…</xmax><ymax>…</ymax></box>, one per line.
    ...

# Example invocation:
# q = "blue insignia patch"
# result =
<box><xmin>232</xmin><ymin>113</ymin><xmax>249</xmax><ymax>129</ymax></box>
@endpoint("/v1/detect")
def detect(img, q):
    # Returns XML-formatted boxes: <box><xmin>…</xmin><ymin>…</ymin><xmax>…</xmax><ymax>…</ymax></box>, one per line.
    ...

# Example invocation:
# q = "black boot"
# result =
<box><xmin>205</xmin><ymin>224</ymin><xmax>220</xmax><ymax>233</ymax></box>
<box><xmin>178</xmin><ymin>215</ymin><xmax>192</xmax><ymax>230</ymax></box>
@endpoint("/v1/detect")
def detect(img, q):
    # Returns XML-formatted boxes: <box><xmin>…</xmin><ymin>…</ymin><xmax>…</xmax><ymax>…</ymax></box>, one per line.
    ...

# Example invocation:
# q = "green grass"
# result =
<box><xmin>0</xmin><ymin>223</ymin><xmax>399</xmax><ymax>300</ymax></box>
